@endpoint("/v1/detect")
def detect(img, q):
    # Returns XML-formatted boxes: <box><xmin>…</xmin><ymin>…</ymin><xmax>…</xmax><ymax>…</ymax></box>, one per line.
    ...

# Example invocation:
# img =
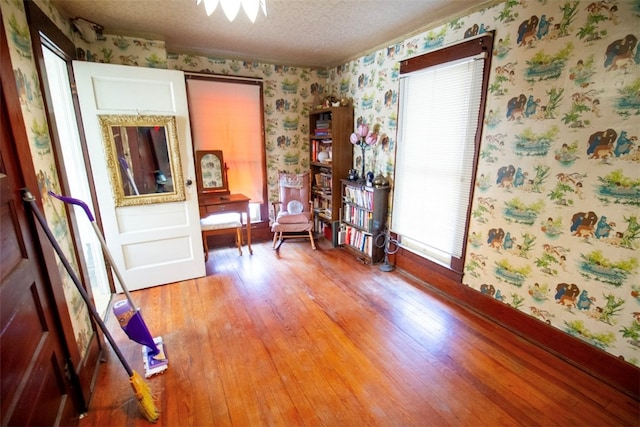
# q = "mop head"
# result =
<box><xmin>143</xmin><ymin>336</ymin><xmax>168</xmax><ymax>378</ymax></box>
<box><xmin>130</xmin><ymin>370</ymin><xmax>160</xmax><ymax>422</ymax></box>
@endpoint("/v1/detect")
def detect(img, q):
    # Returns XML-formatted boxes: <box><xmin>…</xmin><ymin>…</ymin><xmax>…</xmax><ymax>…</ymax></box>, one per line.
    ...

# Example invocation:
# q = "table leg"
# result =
<box><xmin>246</xmin><ymin>204</ymin><xmax>253</xmax><ymax>254</ymax></box>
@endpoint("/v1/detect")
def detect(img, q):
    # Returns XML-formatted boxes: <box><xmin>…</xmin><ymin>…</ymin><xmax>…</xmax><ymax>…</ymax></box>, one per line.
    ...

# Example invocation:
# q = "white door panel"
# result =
<box><xmin>91</xmin><ymin>77</ymin><xmax>177</xmax><ymax>111</ymax></box>
<box><xmin>115</xmin><ymin>202</ymin><xmax>191</xmax><ymax>233</ymax></box>
<box><xmin>73</xmin><ymin>61</ymin><xmax>204</xmax><ymax>291</ymax></box>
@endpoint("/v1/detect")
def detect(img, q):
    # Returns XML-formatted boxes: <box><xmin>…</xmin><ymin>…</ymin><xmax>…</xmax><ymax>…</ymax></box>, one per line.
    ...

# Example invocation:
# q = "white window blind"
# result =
<box><xmin>392</xmin><ymin>54</ymin><xmax>485</xmax><ymax>267</ymax></box>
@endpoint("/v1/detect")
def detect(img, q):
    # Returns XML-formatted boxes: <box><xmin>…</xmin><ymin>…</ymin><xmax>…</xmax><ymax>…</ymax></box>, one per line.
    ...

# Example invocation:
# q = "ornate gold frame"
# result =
<box><xmin>98</xmin><ymin>114</ymin><xmax>185</xmax><ymax>207</ymax></box>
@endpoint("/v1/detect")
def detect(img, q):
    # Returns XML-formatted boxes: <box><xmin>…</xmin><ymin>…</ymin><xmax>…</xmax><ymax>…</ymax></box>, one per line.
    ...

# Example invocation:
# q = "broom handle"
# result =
<box><xmin>23</xmin><ymin>189</ymin><xmax>134</xmax><ymax>377</ymax></box>
<box><xmin>47</xmin><ymin>191</ymin><xmax>138</xmax><ymax>311</ymax></box>
<box><xmin>119</xmin><ymin>156</ymin><xmax>139</xmax><ymax>195</ymax></box>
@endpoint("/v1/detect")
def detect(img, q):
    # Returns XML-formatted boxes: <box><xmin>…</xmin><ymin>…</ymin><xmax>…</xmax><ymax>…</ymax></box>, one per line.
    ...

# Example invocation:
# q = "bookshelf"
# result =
<box><xmin>338</xmin><ymin>180</ymin><xmax>390</xmax><ymax>264</ymax></box>
<box><xmin>309</xmin><ymin>106</ymin><xmax>353</xmax><ymax>244</ymax></box>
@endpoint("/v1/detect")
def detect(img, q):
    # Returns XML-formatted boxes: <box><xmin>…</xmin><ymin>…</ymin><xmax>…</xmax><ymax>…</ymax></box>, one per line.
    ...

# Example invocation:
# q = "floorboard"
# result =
<box><xmin>79</xmin><ymin>239</ymin><xmax>639</xmax><ymax>426</ymax></box>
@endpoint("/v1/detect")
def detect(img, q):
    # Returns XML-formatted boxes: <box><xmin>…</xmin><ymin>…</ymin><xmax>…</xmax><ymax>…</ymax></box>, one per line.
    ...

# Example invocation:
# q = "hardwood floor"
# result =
<box><xmin>79</xmin><ymin>239</ymin><xmax>639</xmax><ymax>426</ymax></box>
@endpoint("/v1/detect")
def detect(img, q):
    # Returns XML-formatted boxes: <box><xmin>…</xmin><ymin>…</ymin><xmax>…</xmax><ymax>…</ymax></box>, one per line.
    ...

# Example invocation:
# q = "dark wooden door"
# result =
<box><xmin>0</xmin><ymin>64</ymin><xmax>79</xmax><ymax>427</ymax></box>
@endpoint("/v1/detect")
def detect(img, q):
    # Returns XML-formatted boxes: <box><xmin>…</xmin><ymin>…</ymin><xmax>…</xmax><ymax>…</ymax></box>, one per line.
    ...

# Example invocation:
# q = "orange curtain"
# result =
<box><xmin>187</xmin><ymin>78</ymin><xmax>264</xmax><ymax>203</ymax></box>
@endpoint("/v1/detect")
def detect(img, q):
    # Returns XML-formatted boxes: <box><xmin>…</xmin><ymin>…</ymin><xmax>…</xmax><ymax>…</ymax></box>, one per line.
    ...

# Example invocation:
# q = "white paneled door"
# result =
<box><xmin>73</xmin><ymin>61</ymin><xmax>204</xmax><ymax>291</ymax></box>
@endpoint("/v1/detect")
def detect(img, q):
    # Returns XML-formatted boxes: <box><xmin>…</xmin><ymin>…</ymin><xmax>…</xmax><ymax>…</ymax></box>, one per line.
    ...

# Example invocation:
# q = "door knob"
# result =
<box><xmin>185</xmin><ymin>178</ymin><xmax>193</xmax><ymax>186</ymax></box>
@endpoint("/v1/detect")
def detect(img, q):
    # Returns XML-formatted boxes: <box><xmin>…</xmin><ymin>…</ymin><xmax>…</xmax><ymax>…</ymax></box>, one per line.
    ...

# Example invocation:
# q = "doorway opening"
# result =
<box><xmin>42</xmin><ymin>46</ymin><xmax>111</xmax><ymax>316</ymax></box>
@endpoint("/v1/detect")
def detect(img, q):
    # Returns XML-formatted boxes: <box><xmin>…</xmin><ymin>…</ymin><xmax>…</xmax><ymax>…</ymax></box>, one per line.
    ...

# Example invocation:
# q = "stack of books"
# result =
<box><xmin>314</xmin><ymin>119</ymin><xmax>331</xmax><ymax>136</ymax></box>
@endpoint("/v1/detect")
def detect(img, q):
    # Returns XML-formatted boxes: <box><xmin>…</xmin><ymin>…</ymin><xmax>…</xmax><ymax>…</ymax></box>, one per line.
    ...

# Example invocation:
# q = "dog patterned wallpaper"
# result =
<box><xmin>332</xmin><ymin>0</ymin><xmax>639</xmax><ymax>366</ymax></box>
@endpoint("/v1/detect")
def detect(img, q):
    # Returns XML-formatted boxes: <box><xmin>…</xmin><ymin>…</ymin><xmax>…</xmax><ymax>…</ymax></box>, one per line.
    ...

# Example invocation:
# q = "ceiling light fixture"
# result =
<box><xmin>197</xmin><ymin>0</ymin><xmax>267</xmax><ymax>22</ymax></box>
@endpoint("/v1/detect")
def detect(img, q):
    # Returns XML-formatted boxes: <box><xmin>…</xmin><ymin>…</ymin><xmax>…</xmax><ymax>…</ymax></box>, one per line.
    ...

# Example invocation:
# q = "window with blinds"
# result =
<box><xmin>186</xmin><ymin>75</ymin><xmax>266</xmax><ymax>209</ymax></box>
<box><xmin>391</xmin><ymin>34</ymin><xmax>493</xmax><ymax>273</ymax></box>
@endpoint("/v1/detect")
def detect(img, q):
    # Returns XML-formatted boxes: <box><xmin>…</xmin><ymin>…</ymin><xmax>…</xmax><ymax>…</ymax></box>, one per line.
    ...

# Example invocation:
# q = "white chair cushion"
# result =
<box><xmin>200</xmin><ymin>213</ymin><xmax>242</xmax><ymax>231</ymax></box>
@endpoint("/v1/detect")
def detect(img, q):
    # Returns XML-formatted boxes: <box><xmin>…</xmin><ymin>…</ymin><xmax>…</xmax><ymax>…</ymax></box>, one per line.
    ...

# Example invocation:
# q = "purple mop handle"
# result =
<box><xmin>48</xmin><ymin>190</ymin><xmax>137</xmax><ymax>310</ymax></box>
<box><xmin>46</xmin><ymin>191</ymin><xmax>160</xmax><ymax>357</ymax></box>
<box><xmin>48</xmin><ymin>191</ymin><xmax>95</xmax><ymax>222</ymax></box>
<box><xmin>118</xmin><ymin>156</ymin><xmax>139</xmax><ymax>195</ymax></box>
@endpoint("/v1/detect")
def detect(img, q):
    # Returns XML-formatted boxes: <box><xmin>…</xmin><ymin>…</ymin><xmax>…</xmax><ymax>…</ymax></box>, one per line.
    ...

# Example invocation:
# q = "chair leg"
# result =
<box><xmin>308</xmin><ymin>230</ymin><xmax>317</xmax><ymax>250</ymax></box>
<box><xmin>273</xmin><ymin>231</ymin><xmax>285</xmax><ymax>250</ymax></box>
<box><xmin>203</xmin><ymin>232</ymin><xmax>209</xmax><ymax>261</ymax></box>
<box><xmin>272</xmin><ymin>231</ymin><xmax>279</xmax><ymax>248</ymax></box>
<box><xmin>236</xmin><ymin>227</ymin><xmax>243</xmax><ymax>256</ymax></box>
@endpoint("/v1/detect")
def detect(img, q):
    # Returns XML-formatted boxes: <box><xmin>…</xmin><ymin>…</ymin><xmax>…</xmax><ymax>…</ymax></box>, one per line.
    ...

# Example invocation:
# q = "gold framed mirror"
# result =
<box><xmin>98</xmin><ymin>114</ymin><xmax>185</xmax><ymax>207</ymax></box>
<box><xmin>195</xmin><ymin>150</ymin><xmax>229</xmax><ymax>195</ymax></box>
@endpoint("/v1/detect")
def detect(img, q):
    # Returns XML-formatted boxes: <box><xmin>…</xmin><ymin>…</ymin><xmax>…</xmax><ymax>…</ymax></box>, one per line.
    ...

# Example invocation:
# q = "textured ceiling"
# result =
<box><xmin>52</xmin><ymin>0</ymin><xmax>496</xmax><ymax>68</ymax></box>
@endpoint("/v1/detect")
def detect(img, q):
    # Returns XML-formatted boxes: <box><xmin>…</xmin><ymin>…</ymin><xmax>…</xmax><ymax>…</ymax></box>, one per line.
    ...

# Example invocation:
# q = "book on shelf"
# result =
<box><xmin>313</xmin><ymin>185</ymin><xmax>332</xmax><ymax>193</ymax></box>
<box><xmin>366</xmin><ymin>233</ymin><xmax>373</xmax><ymax>255</ymax></box>
<box><xmin>343</xmin><ymin>205</ymin><xmax>373</xmax><ymax>231</ymax></box>
<box><xmin>343</xmin><ymin>225</ymin><xmax>373</xmax><ymax>256</ymax></box>
<box><xmin>313</xmin><ymin>172</ymin><xmax>332</xmax><ymax>191</ymax></box>
<box><xmin>338</xmin><ymin>226</ymin><xmax>346</xmax><ymax>245</ymax></box>
<box><xmin>318</xmin><ymin>211</ymin><xmax>331</xmax><ymax>220</ymax></box>
<box><xmin>312</xmin><ymin>140</ymin><xmax>334</xmax><ymax>162</ymax></box>
<box><xmin>344</xmin><ymin>185</ymin><xmax>375</xmax><ymax>210</ymax></box>
<box><xmin>314</xmin><ymin>125</ymin><xmax>331</xmax><ymax>136</ymax></box>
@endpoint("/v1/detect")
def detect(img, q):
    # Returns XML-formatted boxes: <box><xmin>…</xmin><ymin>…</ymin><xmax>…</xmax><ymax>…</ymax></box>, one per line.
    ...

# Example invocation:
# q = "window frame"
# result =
<box><xmin>393</xmin><ymin>33</ymin><xmax>494</xmax><ymax>277</ymax></box>
<box><xmin>185</xmin><ymin>73</ymin><xmax>268</xmax><ymax>222</ymax></box>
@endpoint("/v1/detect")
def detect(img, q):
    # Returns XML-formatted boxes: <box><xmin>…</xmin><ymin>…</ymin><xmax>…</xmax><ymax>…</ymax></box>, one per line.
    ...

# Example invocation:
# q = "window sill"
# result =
<box><xmin>392</xmin><ymin>245</ymin><xmax>463</xmax><ymax>284</ymax></box>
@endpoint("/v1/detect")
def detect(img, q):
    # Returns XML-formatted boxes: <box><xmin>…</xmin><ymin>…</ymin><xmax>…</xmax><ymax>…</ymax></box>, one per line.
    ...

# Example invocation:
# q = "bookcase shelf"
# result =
<box><xmin>309</xmin><ymin>106</ymin><xmax>353</xmax><ymax>244</ymax></box>
<box><xmin>338</xmin><ymin>180</ymin><xmax>390</xmax><ymax>264</ymax></box>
